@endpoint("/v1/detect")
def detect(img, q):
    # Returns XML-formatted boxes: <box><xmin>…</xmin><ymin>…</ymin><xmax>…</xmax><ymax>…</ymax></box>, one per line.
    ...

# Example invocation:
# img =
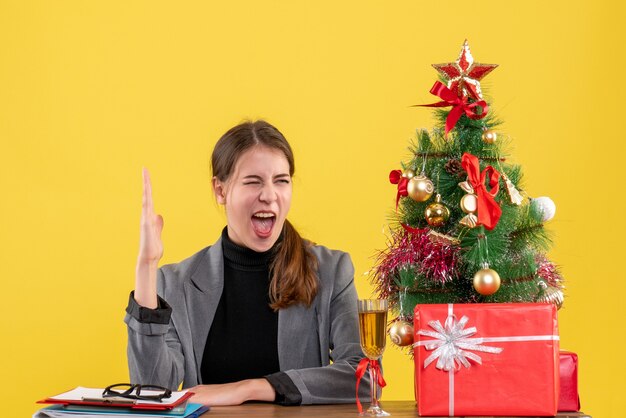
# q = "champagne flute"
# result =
<box><xmin>357</xmin><ymin>299</ymin><xmax>390</xmax><ymax>416</ymax></box>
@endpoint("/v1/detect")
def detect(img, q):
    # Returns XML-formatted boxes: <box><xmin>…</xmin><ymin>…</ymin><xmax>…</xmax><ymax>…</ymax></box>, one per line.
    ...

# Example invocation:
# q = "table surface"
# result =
<box><xmin>207</xmin><ymin>401</ymin><xmax>590</xmax><ymax>417</ymax></box>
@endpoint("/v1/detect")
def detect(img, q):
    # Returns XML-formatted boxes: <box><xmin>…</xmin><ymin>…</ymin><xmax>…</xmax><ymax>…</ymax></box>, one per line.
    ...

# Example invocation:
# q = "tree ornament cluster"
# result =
<box><xmin>379</xmin><ymin>40</ymin><xmax>565</xmax><ymax>348</ymax></box>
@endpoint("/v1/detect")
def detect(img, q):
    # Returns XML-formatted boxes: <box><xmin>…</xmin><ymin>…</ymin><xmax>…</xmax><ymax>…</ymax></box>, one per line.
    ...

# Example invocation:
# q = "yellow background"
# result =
<box><xmin>1</xmin><ymin>1</ymin><xmax>624</xmax><ymax>417</ymax></box>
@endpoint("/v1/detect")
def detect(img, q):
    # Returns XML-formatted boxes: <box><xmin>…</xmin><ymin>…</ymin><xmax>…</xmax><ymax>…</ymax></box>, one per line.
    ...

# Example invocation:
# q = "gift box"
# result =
<box><xmin>559</xmin><ymin>351</ymin><xmax>581</xmax><ymax>412</ymax></box>
<box><xmin>414</xmin><ymin>303</ymin><xmax>559</xmax><ymax>416</ymax></box>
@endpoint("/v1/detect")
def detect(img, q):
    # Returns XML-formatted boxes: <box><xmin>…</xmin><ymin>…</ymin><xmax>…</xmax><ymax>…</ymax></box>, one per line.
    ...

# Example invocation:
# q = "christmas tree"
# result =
<box><xmin>373</xmin><ymin>41</ymin><xmax>564</xmax><ymax>348</ymax></box>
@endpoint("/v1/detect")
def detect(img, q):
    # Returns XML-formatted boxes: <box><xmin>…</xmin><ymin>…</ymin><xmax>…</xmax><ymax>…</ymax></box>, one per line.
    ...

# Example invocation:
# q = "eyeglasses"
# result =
<box><xmin>102</xmin><ymin>383</ymin><xmax>172</xmax><ymax>402</ymax></box>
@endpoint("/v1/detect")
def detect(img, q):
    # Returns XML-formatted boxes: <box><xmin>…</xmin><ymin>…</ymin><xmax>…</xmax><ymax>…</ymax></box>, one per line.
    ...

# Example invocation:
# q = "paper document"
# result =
<box><xmin>49</xmin><ymin>387</ymin><xmax>189</xmax><ymax>406</ymax></box>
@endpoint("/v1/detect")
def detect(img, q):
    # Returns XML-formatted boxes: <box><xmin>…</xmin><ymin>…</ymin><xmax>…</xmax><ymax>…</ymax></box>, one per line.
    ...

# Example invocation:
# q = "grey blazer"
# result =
<box><xmin>124</xmin><ymin>237</ymin><xmax>371</xmax><ymax>404</ymax></box>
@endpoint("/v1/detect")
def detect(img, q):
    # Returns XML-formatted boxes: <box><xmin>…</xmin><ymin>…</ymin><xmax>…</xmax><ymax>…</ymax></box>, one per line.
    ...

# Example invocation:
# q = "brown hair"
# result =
<box><xmin>211</xmin><ymin>120</ymin><xmax>319</xmax><ymax>310</ymax></box>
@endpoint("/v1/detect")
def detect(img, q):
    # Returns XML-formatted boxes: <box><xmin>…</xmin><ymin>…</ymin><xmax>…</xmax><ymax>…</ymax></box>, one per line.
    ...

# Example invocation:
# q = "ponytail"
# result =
<box><xmin>269</xmin><ymin>220</ymin><xmax>319</xmax><ymax>310</ymax></box>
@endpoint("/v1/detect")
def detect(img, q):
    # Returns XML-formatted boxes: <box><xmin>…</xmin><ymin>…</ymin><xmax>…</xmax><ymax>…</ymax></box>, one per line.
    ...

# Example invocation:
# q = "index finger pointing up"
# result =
<box><xmin>142</xmin><ymin>167</ymin><xmax>155</xmax><ymax>215</ymax></box>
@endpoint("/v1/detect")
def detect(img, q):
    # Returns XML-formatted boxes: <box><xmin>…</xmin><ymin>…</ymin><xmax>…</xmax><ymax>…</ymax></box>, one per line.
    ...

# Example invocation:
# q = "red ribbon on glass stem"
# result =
<box><xmin>415</xmin><ymin>81</ymin><xmax>489</xmax><ymax>137</ymax></box>
<box><xmin>461</xmin><ymin>152</ymin><xmax>502</xmax><ymax>230</ymax></box>
<box><xmin>389</xmin><ymin>170</ymin><xmax>408</xmax><ymax>210</ymax></box>
<box><xmin>355</xmin><ymin>358</ymin><xmax>386</xmax><ymax>414</ymax></box>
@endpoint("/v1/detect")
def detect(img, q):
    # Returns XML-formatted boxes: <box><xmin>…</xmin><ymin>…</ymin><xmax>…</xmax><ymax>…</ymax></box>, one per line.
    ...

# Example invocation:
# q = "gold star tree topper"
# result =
<box><xmin>432</xmin><ymin>40</ymin><xmax>498</xmax><ymax>100</ymax></box>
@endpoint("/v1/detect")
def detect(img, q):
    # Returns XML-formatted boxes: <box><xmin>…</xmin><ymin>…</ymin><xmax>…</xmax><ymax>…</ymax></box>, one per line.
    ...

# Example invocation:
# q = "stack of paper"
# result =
<box><xmin>33</xmin><ymin>403</ymin><xmax>208</xmax><ymax>418</ymax></box>
<box><xmin>33</xmin><ymin>387</ymin><xmax>208</xmax><ymax>418</ymax></box>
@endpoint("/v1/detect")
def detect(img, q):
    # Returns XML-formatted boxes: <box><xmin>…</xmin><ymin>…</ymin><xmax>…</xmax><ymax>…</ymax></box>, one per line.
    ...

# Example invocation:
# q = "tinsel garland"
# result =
<box><xmin>373</xmin><ymin>227</ymin><xmax>461</xmax><ymax>299</ymax></box>
<box><xmin>535</xmin><ymin>255</ymin><xmax>564</xmax><ymax>287</ymax></box>
<box><xmin>534</xmin><ymin>255</ymin><xmax>565</xmax><ymax>308</ymax></box>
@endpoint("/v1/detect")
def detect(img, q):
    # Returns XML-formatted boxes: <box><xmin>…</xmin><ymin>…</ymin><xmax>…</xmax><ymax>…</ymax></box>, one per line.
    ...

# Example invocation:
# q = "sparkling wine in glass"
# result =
<box><xmin>357</xmin><ymin>299</ymin><xmax>390</xmax><ymax>416</ymax></box>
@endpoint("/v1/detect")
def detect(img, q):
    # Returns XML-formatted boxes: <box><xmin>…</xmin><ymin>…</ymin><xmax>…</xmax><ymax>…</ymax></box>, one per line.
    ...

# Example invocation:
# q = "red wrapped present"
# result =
<box><xmin>559</xmin><ymin>351</ymin><xmax>581</xmax><ymax>412</ymax></box>
<box><xmin>414</xmin><ymin>303</ymin><xmax>559</xmax><ymax>416</ymax></box>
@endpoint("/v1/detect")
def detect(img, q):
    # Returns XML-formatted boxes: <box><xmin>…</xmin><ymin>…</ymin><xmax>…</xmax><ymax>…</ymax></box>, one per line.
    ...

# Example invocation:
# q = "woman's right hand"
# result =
<box><xmin>134</xmin><ymin>168</ymin><xmax>164</xmax><ymax>309</ymax></box>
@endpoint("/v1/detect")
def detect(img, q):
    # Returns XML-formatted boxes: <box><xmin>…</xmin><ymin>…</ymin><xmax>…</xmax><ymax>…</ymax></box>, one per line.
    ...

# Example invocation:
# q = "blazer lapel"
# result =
<box><xmin>278</xmin><ymin>300</ymin><xmax>319</xmax><ymax>370</ymax></box>
<box><xmin>184</xmin><ymin>238</ymin><xmax>224</xmax><ymax>383</ymax></box>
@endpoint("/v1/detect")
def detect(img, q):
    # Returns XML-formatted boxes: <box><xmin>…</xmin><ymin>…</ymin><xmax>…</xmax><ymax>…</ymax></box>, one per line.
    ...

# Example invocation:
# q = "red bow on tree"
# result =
<box><xmin>389</xmin><ymin>170</ymin><xmax>408</xmax><ymax>210</ymax></box>
<box><xmin>355</xmin><ymin>358</ymin><xmax>387</xmax><ymax>414</ymax></box>
<box><xmin>415</xmin><ymin>81</ymin><xmax>489</xmax><ymax>137</ymax></box>
<box><xmin>401</xmin><ymin>223</ymin><xmax>428</xmax><ymax>235</ymax></box>
<box><xmin>461</xmin><ymin>153</ymin><xmax>502</xmax><ymax>230</ymax></box>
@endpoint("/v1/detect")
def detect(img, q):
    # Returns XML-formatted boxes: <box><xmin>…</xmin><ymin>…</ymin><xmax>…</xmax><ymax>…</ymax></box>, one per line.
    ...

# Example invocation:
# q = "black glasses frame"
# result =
<box><xmin>102</xmin><ymin>383</ymin><xmax>172</xmax><ymax>402</ymax></box>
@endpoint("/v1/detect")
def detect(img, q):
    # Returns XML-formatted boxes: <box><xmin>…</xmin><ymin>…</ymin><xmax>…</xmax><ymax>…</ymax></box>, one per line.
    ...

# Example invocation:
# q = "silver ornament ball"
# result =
<box><xmin>531</xmin><ymin>197</ymin><xmax>556</xmax><ymax>222</ymax></box>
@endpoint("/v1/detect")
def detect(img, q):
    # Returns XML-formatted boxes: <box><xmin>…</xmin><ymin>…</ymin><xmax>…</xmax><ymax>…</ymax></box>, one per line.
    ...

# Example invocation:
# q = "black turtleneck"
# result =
<box><xmin>200</xmin><ymin>228</ymin><xmax>280</xmax><ymax>384</ymax></box>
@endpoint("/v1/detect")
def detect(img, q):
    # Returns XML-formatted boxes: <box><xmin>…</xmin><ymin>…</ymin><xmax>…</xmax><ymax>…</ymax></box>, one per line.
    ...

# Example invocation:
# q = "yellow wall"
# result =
<box><xmin>1</xmin><ymin>1</ymin><xmax>624</xmax><ymax>416</ymax></box>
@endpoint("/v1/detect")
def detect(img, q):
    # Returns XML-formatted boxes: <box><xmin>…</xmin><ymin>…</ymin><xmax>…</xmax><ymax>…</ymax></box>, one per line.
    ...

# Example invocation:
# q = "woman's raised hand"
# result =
<box><xmin>134</xmin><ymin>168</ymin><xmax>164</xmax><ymax>309</ymax></box>
<box><xmin>139</xmin><ymin>168</ymin><xmax>164</xmax><ymax>264</ymax></box>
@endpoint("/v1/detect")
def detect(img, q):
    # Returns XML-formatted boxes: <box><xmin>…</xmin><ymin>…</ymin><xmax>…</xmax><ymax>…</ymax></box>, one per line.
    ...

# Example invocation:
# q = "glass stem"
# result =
<box><xmin>369</xmin><ymin>361</ymin><xmax>379</xmax><ymax>408</ymax></box>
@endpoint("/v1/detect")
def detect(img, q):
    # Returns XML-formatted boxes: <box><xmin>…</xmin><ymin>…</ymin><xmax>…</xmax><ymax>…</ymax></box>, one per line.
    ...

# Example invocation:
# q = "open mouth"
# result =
<box><xmin>251</xmin><ymin>212</ymin><xmax>276</xmax><ymax>238</ymax></box>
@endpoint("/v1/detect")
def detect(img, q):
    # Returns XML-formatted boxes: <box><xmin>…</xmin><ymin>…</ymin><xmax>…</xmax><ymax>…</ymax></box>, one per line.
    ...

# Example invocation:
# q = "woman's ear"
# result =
<box><xmin>212</xmin><ymin>177</ymin><xmax>227</xmax><ymax>205</ymax></box>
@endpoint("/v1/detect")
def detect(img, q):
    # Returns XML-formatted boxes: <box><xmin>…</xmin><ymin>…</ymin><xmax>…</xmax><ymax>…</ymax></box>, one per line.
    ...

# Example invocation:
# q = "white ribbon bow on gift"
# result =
<box><xmin>417</xmin><ymin>314</ymin><xmax>503</xmax><ymax>371</ymax></box>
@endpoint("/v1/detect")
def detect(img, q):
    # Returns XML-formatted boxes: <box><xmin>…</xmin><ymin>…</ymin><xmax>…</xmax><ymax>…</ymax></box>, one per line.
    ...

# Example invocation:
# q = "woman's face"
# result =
<box><xmin>213</xmin><ymin>145</ymin><xmax>292</xmax><ymax>252</ymax></box>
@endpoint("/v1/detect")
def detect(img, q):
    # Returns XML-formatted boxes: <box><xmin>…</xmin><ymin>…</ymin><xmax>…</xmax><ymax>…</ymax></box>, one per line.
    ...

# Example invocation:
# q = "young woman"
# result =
<box><xmin>124</xmin><ymin>120</ymin><xmax>370</xmax><ymax>406</ymax></box>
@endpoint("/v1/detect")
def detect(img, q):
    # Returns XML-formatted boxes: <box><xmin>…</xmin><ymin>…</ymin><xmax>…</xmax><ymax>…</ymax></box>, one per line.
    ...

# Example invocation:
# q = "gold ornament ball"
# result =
<box><xmin>402</xmin><ymin>169</ymin><xmax>416</xmax><ymax>179</ymax></box>
<box><xmin>407</xmin><ymin>174</ymin><xmax>434</xmax><ymax>202</ymax></box>
<box><xmin>460</xmin><ymin>193</ymin><xmax>478</xmax><ymax>214</ymax></box>
<box><xmin>482</xmin><ymin>129</ymin><xmax>497</xmax><ymax>144</ymax></box>
<box><xmin>425</xmin><ymin>194</ymin><xmax>450</xmax><ymax>227</ymax></box>
<box><xmin>388</xmin><ymin>320</ymin><xmax>414</xmax><ymax>347</ymax></box>
<box><xmin>473</xmin><ymin>268</ymin><xmax>501</xmax><ymax>296</ymax></box>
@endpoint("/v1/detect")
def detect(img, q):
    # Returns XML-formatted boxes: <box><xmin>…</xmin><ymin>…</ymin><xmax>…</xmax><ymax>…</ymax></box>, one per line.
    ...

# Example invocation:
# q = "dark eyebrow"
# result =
<box><xmin>241</xmin><ymin>174</ymin><xmax>291</xmax><ymax>181</ymax></box>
